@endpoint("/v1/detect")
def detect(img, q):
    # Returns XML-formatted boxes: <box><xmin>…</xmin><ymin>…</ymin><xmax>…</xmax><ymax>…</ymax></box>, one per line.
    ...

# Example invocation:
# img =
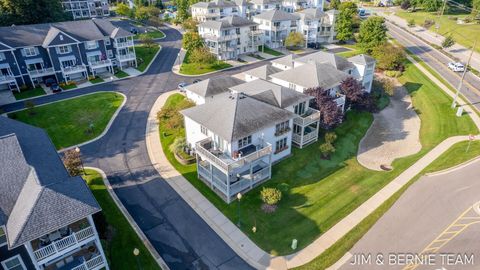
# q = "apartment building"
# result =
<box><xmin>0</xmin><ymin>117</ymin><xmax>108</xmax><ymax>270</ymax></box>
<box><xmin>295</xmin><ymin>8</ymin><xmax>337</xmax><ymax>45</ymax></box>
<box><xmin>198</xmin><ymin>15</ymin><xmax>263</xmax><ymax>60</ymax></box>
<box><xmin>191</xmin><ymin>0</ymin><xmax>249</xmax><ymax>21</ymax></box>
<box><xmin>249</xmin><ymin>0</ymin><xmax>282</xmax><ymax>15</ymax></box>
<box><xmin>62</xmin><ymin>0</ymin><xmax>110</xmax><ymax>20</ymax></box>
<box><xmin>0</xmin><ymin>19</ymin><xmax>136</xmax><ymax>92</ymax></box>
<box><xmin>181</xmin><ymin>80</ymin><xmax>321</xmax><ymax>202</ymax></box>
<box><xmin>282</xmin><ymin>0</ymin><xmax>324</xmax><ymax>12</ymax></box>
<box><xmin>253</xmin><ymin>9</ymin><xmax>299</xmax><ymax>48</ymax></box>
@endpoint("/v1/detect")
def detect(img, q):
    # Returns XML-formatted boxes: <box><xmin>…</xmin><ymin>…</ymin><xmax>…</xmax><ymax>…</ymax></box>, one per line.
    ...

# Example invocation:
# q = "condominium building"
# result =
<box><xmin>198</xmin><ymin>15</ymin><xmax>263</xmax><ymax>60</ymax></box>
<box><xmin>253</xmin><ymin>9</ymin><xmax>299</xmax><ymax>48</ymax></box>
<box><xmin>0</xmin><ymin>19</ymin><xmax>136</xmax><ymax>92</ymax></box>
<box><xmin>62</xmin><ymin>0</ymin><xmax>110</xmax><ymax>20</ymax></box>
<box><xmin>191</xmin><ymin>0</ymin><xmax>248</xmax><ymax>21</ymax></box>
<box><xmin>295</xmin><ymin>8</ymin><xmax>337</xmax><ymax>45</ymax></box>
<box><xmin>0</xmin><ymin>117</ymin><xmax>108</xmax><ymax>270</ymax></box>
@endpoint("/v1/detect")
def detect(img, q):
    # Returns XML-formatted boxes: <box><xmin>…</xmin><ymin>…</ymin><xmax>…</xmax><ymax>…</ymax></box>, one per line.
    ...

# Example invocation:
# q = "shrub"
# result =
<box><xmin>380</xmin><ymin>77</ymin><xmax>396</xmax><ymax>96</ymax></box>
<box><xmin>319</xmin><ymin>142</ymin><xmax>335</xmax><ymax>158</ymax></box>
<box><xmin>423</xmin><ymin>19</ymin><xmax>435</xmax><ymax>29</ymax></box>
<box><xmin>25</xmin><ymin>101</ymin><xmax>35</xmax><ymax>116</ymax></box>
<box><xmin>442</xmin><ymin>35</ymin><xmax>455</xmax><ymax>48</ymax></box>
<box><xmin>260</xmin><ymin>187</ymin><xmax>282</xmax><ymax>206</ymax></box>
<box><xmin>385</xmin><ymin>70</ymin><xmax>403</xmax><ymax>77</ymax></box>
<box><xmin>169</xmin><ymin>137</ymin><xmax>188</xmax><ymax>154</ymax></box>
<box><xmin>62</xmin><ymin>149</ymin><xmax>82</xmax><ymax>176</ymax></box>
<box><xmin>189</xmin><ymin>47</ymin><xmax>217</xmax><ymax>64</ymax></box>
<box><xmin>372</xmin><ymin>43</ymin><xmax>406</xmax><ymax>70</ymax></box>
<box><xmin>277</xmin><ymin>183</ymin><xmax>290</xmax><ymax>195</ymax></box>
<box><xmin>407</xmin><ymin>18</ymin><xmax>415</xmax><ymax>27</ymax></box>
<box><xmin>325</xmin><ymin>132</ymin><xmax>337</xmax><ymax>144</ymax></box>
<box><xmin>400</xmin><ymin>0</ymin><xmax>411</xmax><ymax>9</ymax></box>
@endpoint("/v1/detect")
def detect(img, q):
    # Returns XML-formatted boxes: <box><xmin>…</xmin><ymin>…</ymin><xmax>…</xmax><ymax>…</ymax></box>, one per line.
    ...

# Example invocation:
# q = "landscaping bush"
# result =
<box><xmin>325</xmin><ymin>132</ymin><xmax>337</xmax><ymax>144</ymax></box>
<box><xmin>285</xmin><ymin>32</ymin><xmax>305</xmax><ymax>49</ymax></box>
<box><xmin>442</xmin><ymin>35</ymin><xmax>455</xmax><ymax>48</ymax></box>
<box><xmin>407</xmin><ymin>18</ymin><xmax>416</xmax><ymax>27</ymax></box>
<box><xmin>401</xmin><ymin>0</ymin><xmax>411</xmax><ymax>9</ymax></box>
<box><xmin>372</xmin><ymin>43</ymin><xmax>406</xmax><ymax>70</ymax></box>
<box><xmin>380</xmin><ymin>77</ymin><xmax>396</xmax><ymax>96</ymax></box>
<box><xmin>277</xmin><ymin>183</ymin><xmax>290</xmax><ymax>195</ymax></box>
<box><xmin>25</xmin><ymin>101</ymin><xmax>35</xmax><ymax>116</ymax></box>
<box><xmin>320</xmin><ymin>142</ymin><xmax>336</xmax><ymax>158</ymax></box>
<box><xmin>371</xmin><ymin>79</ymin><xmax>391</xmax><ymax>110</ymax></box>
<box><xmin>260</xmin><ymin>187</ymin><xmax>282</xmax><ymax>213</ymax></box>
<box><xmin>62</xmin><ymin>149</ymin><xmax>83</xmax><ymax>176</ymax></box>
<box><xmin>423</xmin><ymin>19</ymin><xmax>435</xmax><ymax>29</ymax></box>
<box><xmin>385</xmin><ymin>70</ymin><xmax>403</xmax><ymax>77</ymax></box>
<box><xmin>169</xmin><ymin>136</ymin><xmax>188</xmax><ymax>154</ymax></box>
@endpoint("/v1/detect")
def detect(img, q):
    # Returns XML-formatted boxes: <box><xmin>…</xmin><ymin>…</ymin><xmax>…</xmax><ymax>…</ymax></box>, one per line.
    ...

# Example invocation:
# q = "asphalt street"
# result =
<box><xmin>339</xmin><ymin>159</ymin><xmax>480</xmax><ymax>270</ymax></box>
<box><xmin>386</xmin><ymin>21</ymin><xmax>480</xmax><ymax>111</ymax></box>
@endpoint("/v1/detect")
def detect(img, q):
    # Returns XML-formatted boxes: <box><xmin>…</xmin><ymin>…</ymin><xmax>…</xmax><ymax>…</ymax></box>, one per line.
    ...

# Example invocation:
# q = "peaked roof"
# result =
<box><xmin>250</xmin><ymin>0</ymin><xmax>281</xmax><ymax>5</ymax></box>
<box><xmin>270</xmin><ymin>62</ymin><xmax>350</xmax><ymax>89</ymax></box>
<box><xmin>42</xmin><ymin>27</ymin><xmax>79</xmax><ymax>47</ymax></box>
<box><xmin>244</xmin><ymin>64</ymin><xmax>282</xmax><ymax>80</ymax></box>
<box><xmin>271</xmin><ymin>53</ymin><xmax>298</xmax><ymax>69</ymax></box>
<box><xmin>295</xmin><ymin>51</ymin><xmax>354</xmax><ymax>71</ymax></box>
<box><xmin>0</xmin><ymin>118</ymin><xmax>101</xmax><ymax>249</ymax></box>
<box><xmin>295</xmin><ymin>8</ymin><xmax>326</xmax><ymax>20</ymax></box>
<box><xmin>229</xmin><ymin>79</ymin><xmax>311</xmax><ymax>108</ymax></box>
<box><xmin>181</xmin><ymin>94</ymin><xmax>295</xmax><ymax>141</ymax></box>
<box><xmin>348</xmin><ymin>54</ymin><xmax>376</xmax><ymax>65</ymax></box>
<box><xmin>191</xmin><ymin>0</ymin><xmax>238</xmax><ymax>8</ymax></box>
<box><xmin>184</xmin><ymin>76</ymin><xmax>244</xmax><ymax>98</ymax></box>
<box><xmin>0</xmin><ymin>41</ymin><xmax>13</xmax><ymax>51</ymax></box>
<box><xmin>253</xmin><ymin>9</ymin><xmax>299</xmax><ymax>21</ymax></box>
<box><xmin>200</xmin><ymin>15</ymin><xmax>257</xmax><ymax>30</ymax></box>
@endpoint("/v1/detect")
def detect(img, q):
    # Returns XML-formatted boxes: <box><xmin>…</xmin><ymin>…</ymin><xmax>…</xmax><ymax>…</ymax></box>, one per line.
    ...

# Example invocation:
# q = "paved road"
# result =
<box><xmin>339</xmin><ymin>159</ymin><xmax>480</xmax><ymax>270</ymax></box>
<box><xmin>386</xmin><ymin>21</ymin><xmax>480</xmax><ymax>111</ymax></box>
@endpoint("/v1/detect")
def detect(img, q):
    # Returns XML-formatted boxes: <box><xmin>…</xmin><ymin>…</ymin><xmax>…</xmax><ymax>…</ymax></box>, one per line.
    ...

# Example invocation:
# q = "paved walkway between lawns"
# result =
<box><xmin>146</xmin><ymin>59</ymin><xmax>480</xmax><ymax>269</ymax></box>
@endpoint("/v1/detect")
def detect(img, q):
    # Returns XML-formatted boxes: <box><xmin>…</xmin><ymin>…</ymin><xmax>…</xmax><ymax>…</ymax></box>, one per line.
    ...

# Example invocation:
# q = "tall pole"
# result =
<box><xmin>452</xmin><ymin>38</ymin><xmax>477</xmax><ymax>108</ymax></box>
<box><xmin>436</xmin><ymin>0</ymin><xmax>447</xmax><ymax>35</ymax></box>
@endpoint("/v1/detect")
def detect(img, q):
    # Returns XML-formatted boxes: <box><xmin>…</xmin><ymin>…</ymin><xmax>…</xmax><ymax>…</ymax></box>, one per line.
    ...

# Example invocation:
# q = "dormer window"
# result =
<box><xmin>85</xmin><ymin>40</ymin><xmax>98</xmax><ymax>50</ymax></box>
<box><xmin>238</xmin><ymin>135</ymin><xmax>252</xmax><ymax>149</ymax></box>
<box><xmin>23</xmin><ymin>47</ymin><xmax>38</xmax><ymax>57</ymax></box>
<box><xmin>57</xmin><ymin>45</ymin><xmax>71</xmax><ymax>54</ymax></box>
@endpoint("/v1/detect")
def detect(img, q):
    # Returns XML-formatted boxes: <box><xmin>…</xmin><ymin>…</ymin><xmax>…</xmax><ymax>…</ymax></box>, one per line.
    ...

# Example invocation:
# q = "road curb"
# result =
<box><xmin>425</xmin><ymin>153</ymin><xmax>480</xmax><ymax>177</ymax></box>
<box><xmin>85</xmin><ymin>167</ymin><xmax>170</xmax><ymax>270</ymax></box>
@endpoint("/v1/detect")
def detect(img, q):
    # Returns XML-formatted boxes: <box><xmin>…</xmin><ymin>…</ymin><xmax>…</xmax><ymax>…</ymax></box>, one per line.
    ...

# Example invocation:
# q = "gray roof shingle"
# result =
<box><xmin>192</xmin><ymin>0</ymin><xmax>237</xmax><ymax>8</ymax></box>
<box><xmin>184</xmin><ymin>76</ymin><xmax>244</xmax><ymax>98</ymax></box>
<box><xmin>200</xmin><ymin>15</ymin><xmax>257</xmax><ymax>30</ymax></box>
<box><xmin>244</xmin><ymin>64</ymin><xmax>282</xmax><ymax>80</ymax></box>
<box><xmin>253</xmin><ymin>9</ymin><xmax>299</xmax><ymax>21</ymax></box>
<box><xmin>295</xmin><ymin>51</ymin><xmax>354</xmax><ymax>71</ymax></box>
<box><xmin>348</xmin><ymin>54</ymin><xmax>376</xmax><ymax>65</ymax></box>
<box><xmin>271</xmin><ymin>53</ymin><xmax>298</xmax><ymax>69</ymax></box>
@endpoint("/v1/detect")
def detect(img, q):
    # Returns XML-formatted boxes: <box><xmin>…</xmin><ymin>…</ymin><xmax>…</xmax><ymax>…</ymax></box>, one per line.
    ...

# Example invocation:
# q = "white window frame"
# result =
<box><xmin>1</xmin><ymin>255</ymin><xmax>27</xmax><ymax>270</ymax></box>
<box><xmin>56</xmin><ymin>45</ymin><xmax>71</xmax><ymax>54</ymax></box>
<box><xmin>107</xmin><ymin>49</ymin><xmax>114</xmax><ymax>59</ymax></box>
<box><xmin>85</xmin><ymin>40</ymin><xmax>98</xmax><ymax>50</ymax></box>
<box><xmin>104</xmin><ymin>38</ymin><xmax>111</xmax><ymax>46</ymax></box>
<box><xmin>200</xmin><ymin>125</ymin><xmax>208</xmax><ymax>135</ymax></box>
<box><xmin>23</xmin><ymin>47</ymin><xmax>37</xmax><ymax>57</ymax></box>
<box><xmin>238</xmin><ymin>135</ymin><xmax>252</xmax><ymax>149</ymax></box>
<box><xmin>0</xmin><ymin>226</ymin><xmax>6</xmax><ymax>247</ymax></box>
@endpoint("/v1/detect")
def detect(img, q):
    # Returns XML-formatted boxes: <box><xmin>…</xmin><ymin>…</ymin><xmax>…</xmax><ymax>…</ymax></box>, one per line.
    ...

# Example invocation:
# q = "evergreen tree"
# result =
<box><xmin>335</xmin><ymin>2</ymin><xmax>358</xmax><ymax>42</ymax></box>
<box><xmin>0</xmin><ymin>0</ymin><xmax>69</xmax><ymax>26</ymax></box>
<box><xmin>358</xmin><ymin>16</ymin><xmax>387</xmax><ymax>53</ymax></box>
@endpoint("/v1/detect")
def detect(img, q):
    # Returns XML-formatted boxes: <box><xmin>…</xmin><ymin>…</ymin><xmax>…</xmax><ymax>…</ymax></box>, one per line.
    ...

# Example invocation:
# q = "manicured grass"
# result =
<box><xmin>83</xmin><ymin>169</ymin><xmax>161</xmax><ymax>270</ymax></box>
<box><xmin>162</xmin><ymin>53</ymin><xmax>478</xmax><ymax>256</ymax></box>
<box><xmin>114</xmin><ymin>70</ymin><xmax>130</xmax><ymax>78</ymax></box>
<box><xmin>135</xmin><ymin>44</ymin><xmax>160</xmax><ymax>72</ymax></box>
<box><xmin>134</xmin><ymin>30</ymin><xmax>165</xmax><ymax>40</ymax></box>
<box><xmin>62</xmin><ymin>84</ymin><xmax>78</xmax><ymax>90</ymax></box>
<box><xmin>8</xmin><ymin>92</ymin><xmax>124</xmax><ymax>150</ymax></box>
<box><xmin>13</xmin><ymin>87</ymin><xmax>46</xmax><ymax>100</ymax></box>
<box><xmin>425</xmin><ymin>140</ymin><xmax>480</xmax><ymax>173</ymax></box>
<box><xmin>396</xmin><ymin>10</ymin><xmax>480</xmax><ymax>53</ymax></box>
<box><xmin>258</xmin><ymin>45</ymin><xmax>284</xmax><ymax>56</ymax></box>
<box><xmin>89</xmin><ymin>77</ymin><xmax>105</xmax><ymax>84</ymax></box>
<box><xmin>179</xmin><ymin>50</ymin><xmax>232</xmax><ymax>75</ymax></box>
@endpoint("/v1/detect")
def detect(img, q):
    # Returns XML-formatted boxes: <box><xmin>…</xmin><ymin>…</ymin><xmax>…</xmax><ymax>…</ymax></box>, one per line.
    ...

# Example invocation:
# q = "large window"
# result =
<box><xmin>56</xmin><ymin>45</ymin><xmax>71</xmax><ymax>54</ymax></box>
<box><xmin>275</xmin><ymin>120</ymin><xmax>290</xmax><ymax>135</ymax></box>
<box><xmin>275</xmin><ymin>138</ymin><xmax>288</xmax><ymax>153</ymax></box>
<box><xmin>1</xmin><ymin>255</ymin><xmax>27</xmax><ymax>270</ymax></box>
<box><xmin>85</xmin><ymin>40</ymin><xmax>98</xmax><ymax>50</ymax></box>
<box><xmin>294</xmin><ymin>102</ymin><xmax>305</xmax><ymax>115</ymax></box>
<box><xmin>0</xmin><ymin>226</ymin><xmax>6</xmax><ymax>246</ymax></box>
<box><xmin>238</xmin><ymin>135</ymin><xmax>252</xmax><ymax>149</ymax></box>
<box><xmin>23</xmin><ymin>47</ymin><xmax>37</xmax><ymax>57</ymax></box>
<box><xmin>200</xmin><ymin>125</ymin><xmax>208</xmax><ymax>135</ymax></box>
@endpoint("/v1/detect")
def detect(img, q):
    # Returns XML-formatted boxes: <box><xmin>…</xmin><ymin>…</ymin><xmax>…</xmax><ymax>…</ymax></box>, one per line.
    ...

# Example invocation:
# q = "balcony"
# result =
<box><xmin>114</xmin><ymin>40</ymin><xmax>134</xmax><ymax>48</ymax></box>
<box><xmin>62</xmin><ymin>65</ymin><xmax>87</xmax><ymax>75</ymax></box>
<box><xmin>44</xmin><ymin>243</ymin><xmax>105</xmax><ymax>270</ymax></box>
<box><xmin>292</xmin><ymin>125</ymin><xmax>318</xmax><ymax>148</ymax></box>
<box><xmin>117</xmin><ymin>53</ymin><xmax>136</xmax><ymax>61</ymax></box>
<box><xmin>89</xmin><ymin>59</ymin><xmax>112</xmax><ymax>69</ymax></box>
<box><xmin>28</xmin><ymin>67</ymin><xmax>56</xmax><ymax>78</ymax></box>
<box><xmin>196</xmin><ymin>138</ymin><xmax>272</xmax><ymax>172</ymax></box>
<box><xmin>0</xmin><ymin>74</ymin><xmax>15</xmax><ymax>83</ymax></box>
<box><xmin>333</xmin><ymin>94</ymin><xmax>346</xmax><ymax>107</ymax></box>
<box><xmin>293</xmin><ymin>108</ymin><xmax>320</xmax><ymax>127</ymax></box>
<box><xmin>248</xmin><ymin>29</ymin><xmax>263</xmax><ymax>36</ymax></box>
<box><xmin>32</xmin><ymin>220</ymin><xmax>96</xmax><ymax>264</ymax></box>
<box><xmin>203</xmin><ymin>33</ymin><xmax>238</xmax><ymax>42</ymax></box>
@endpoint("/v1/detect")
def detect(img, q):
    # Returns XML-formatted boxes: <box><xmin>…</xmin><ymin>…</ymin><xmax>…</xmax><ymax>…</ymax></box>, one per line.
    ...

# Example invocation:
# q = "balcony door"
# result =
<box><xmin>213</xmin><ymin>134</ymin><xmax>225</xmax><ymax>152</ymax></box>
<box><xmin>27</xmin><ymin>62</ymin><xmax>43</xmax><ymax>72</ymax></box>
<box><xmin>61</xmin><ymin>59</ymin><xmax>76</xmax><ymax>68</ymax></box>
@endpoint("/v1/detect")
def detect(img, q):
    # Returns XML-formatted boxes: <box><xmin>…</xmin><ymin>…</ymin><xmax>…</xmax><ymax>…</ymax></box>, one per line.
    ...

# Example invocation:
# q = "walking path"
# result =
<box><xmin>145</xmin><ymin>55</ymin><xmax>480</xmax><ymax>269</ymax></box>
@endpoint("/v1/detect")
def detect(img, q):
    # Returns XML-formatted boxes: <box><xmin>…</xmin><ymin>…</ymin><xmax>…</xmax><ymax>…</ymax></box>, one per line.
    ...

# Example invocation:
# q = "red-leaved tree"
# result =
<box><xmin>340</xmin><ymin>77</ymin><xmax>364</xmax><ymax>106</ymax></box>
<box><xmin>305</xmin><ymin>86</ymin><xmax>344</xmax><ymax>129</ymax></box>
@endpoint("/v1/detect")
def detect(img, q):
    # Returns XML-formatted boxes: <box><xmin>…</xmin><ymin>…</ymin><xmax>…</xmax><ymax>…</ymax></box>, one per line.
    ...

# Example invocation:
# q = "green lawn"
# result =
<box><xmin>83</xmin><ymin>169</ymin><xmax>161</xmax><ymax>270</ymax></box>
<box><xmin>13</xmin><ymin>87</ymin><xmax>46</xmax><ymax>100</ymax></box>
<box><xmin>114</xmin><ymin>70</ymin><xmax>130</xmax><ymax>78</ymax></box>
<box><xmin>258</xmin><ymin>45</ymin><xmax>284</xmax><ymax>56</ymax></box>
<box><xmin>179</xmin><ymin>50</ymin><xmax>232</xmax><ymax>75</ymax></box>
<box><xmin>161</xmin><ymin>54</ymin><xmax>477</xmax><ymax>256</ymax></box>
<box><xmin>135</xmin><ymin>44</ymin><xmax>161</xmax><ymax>72</ymax></box>
<box><xmin>89</xmin><ymin>77</ymin><xmax>105</xmax><ymax>84</ymax></box>
<box><xmin>134</xmin><ymin>30</ymin><xmax>165</xmax><ymax>40</ymax></box>
<box><xmin>396</xmin><ymin>10</ymin><xmax>480</xmax><ymax>53</ymax></box>
<box><xmin>425</xmin><ymin>140</ymin><xmax>480</xmax><ymax>173</ymax></box>
<box><xmin>8</xmin><ymin>92</ymin><xmax>124</xmax><ymax>150</ymax></box>
<box><xmin>62</xmin><ymin>84</ymin><xmax>78</xmax><ymax>90</ymax></box>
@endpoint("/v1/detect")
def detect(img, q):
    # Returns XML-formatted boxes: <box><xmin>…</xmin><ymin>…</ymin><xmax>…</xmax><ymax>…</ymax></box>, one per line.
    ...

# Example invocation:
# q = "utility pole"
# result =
<box><xmin>452</xmin><ymin>38</ymin><xmax>477</xmax><ymax>108</ymax></box>
<box><xmin>435</xmin><ymin>0</ymin><xmax>447</xmax><ymax>36</ymax></box>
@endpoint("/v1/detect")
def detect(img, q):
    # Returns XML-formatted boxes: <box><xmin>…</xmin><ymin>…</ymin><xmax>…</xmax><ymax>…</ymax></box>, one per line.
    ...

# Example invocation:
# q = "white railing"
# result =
<box><xmin>33</xmin><ymin>226</ymin><xmax>95</xmax><ymax>262</ymax></box>
<box><xmin>230</xmin><ymin>179</ymin><xmax>251</xmax><ymax>195</ymax></box>
<box><xmin>62</xmin><ymin>65</ymin><xmax>86</xmax><ymax>74</ymax></box>
<box><xmin>71</xmin><ymin>264</ymin><xmax>88</xmax><ymax>270</ymax></box>
<box><xmin>334</xmin><ymin>95</ymin><xmax>346</xmax><ymax>107</ymax></box>
<box><xmin>293</xmin><ymin>108</ymin><xmax>321</xmax><ymax>127</ymax></box>
<box><xmin>212</xmin><ymin>174</ymin><xmax>227</xmax><ymax>193</ymax></box>
<box><xmin>292</xmin><ymin>130</ymin><xmax>318</xmax><ymax>146</ymax></box>
<box><xmin>89</xmin><ymin>59</ymin><xmax>112</xmax><ymax>68</ymax></box>
<box><xmin>115</xmin><ymin>40</ymin><xmax>134</xmax><ymax>48</ymax></box>
<box><xmin>203</xmin><ymin>34</ymin><xmax>238</xmax><ymax>42</ymax></box>
<box><xmin>28</xmin><ymin>67</ymin><xmax>55</xmax><ymax>77</ymax></box>
<box><xmin>71</xmin><ymin>255</ymin><xmax>105</xmax><ymax>270</ymax></box>
<box><xmin>292</xmin><ymin>133</ymin><xmax>301</xmax><ymax>145</ymax></box>
<box><xmin>117</xmin><ymin>53</ymin><xmax>136</xmax><ymax>61</ymax></box>
<box><xmin>253</xmin><ymin>167</ymin><xmax>270</xmax><ymax>183</ymax></box>
<box><xmin>0</xmin><ymin>74</ymin><xmax>15</xmax><ymax>82</ymax></box>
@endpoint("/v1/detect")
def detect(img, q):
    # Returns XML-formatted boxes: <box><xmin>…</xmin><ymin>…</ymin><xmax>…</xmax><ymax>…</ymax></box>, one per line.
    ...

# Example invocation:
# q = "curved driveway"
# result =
<box><xmin>1</xmin><ymin>25</ymin><xmax>268</xmax><ymax>269</ymax></box>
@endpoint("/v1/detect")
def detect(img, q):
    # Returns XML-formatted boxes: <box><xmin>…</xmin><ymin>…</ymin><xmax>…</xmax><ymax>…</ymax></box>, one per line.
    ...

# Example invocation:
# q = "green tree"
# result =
<box><xmin>0</xmin><ymin>0</ymin><xmax>69</xmax><ymax>26</ymax></box>
<box><xmin>330</xmin><ymin>0</ymin><xmax>341</xmax><ymax>9</ymax></box>
<box><xmin>371</xmin><ymin>43</ymin><xmax>406</xmax><ymax>70</ymax></box>
<box><xmin>182</xmin><ymin>31</ymin><xmax>203</xmax><ymax>50</ymax></box>
<box><xmin>422</xmin><ymin>0</ymin><xmax>442</xmax><ymax>11</ymax></box>
<box><xmin>176</xmin><ymin>0</ymin><xmax>190</xmax><ymax>21</ymax></box>
<box><xmin>182</xmin><ymin>18</ymin><xmax>199</xmax><ymax>32</ymax></box>
<box><xmin>442</xmin><ymin>35</ymin><xmax>455</xmax><ymax>48</ymax></box>
<box><xmin>336</xmin><ymin>2</ymin><xmax>358</xmax><ymax>42</ymax></box>
<box><xmin>407</xmin><ymin>18</ymin><xmax>415</xmax><ymax>27</ymax></box>
<box><xmin>135</xmin><ymin>6</ymin><xmax>160</xmax><ymax>21</ymax></box>
<box><xmin>189</xmin><ymin>47</ymin><xmax>217</xmax><ymax>64</ymax></box>
<box><xmin>139</xmin><ymin>34</ymin><xmax>155</xmax><ymax>48</ymax></box>
<box><xmin>358</xmin><ymin>16</ymin><xmax>387</xmax><ymax>53</ymax></box>
<box><xmin>285</xmin><ymin>32</ymin><xmax>305</xmax><ymax>48</ymax></box>
<box><xmin>115</xmin><ymin>3</ymin><xmax>131</xmax><ymax>16</ymax></box>
<box><xmin>62</xmin><ymin>149</ymin><xmax>83</xmax><ymax>176</ymax></box>
<box><xmin>473</xmin><ymin>0</ymin><xmax>480</xmax><ymax>17</ymax></box>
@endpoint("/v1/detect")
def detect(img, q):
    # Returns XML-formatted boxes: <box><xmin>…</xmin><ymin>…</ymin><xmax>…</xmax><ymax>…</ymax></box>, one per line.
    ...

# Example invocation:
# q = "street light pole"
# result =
<box><xmin>133</xmin><ymin>248</ymin><xmax>142</xmax><ymax>270</ymax></box>
<box><xmin>75</xmin><ymin>146</ymin><xmax>85</xmax><ymax>175</ymax></box>
<box><xmin>452</xmin><ymin>38</ymin><xmax>477</xmax><ymax>108</ymax></box>
<box><xmin>236</xmin><ymin>193</ymin><xmax>242</xmax><ymax>227</ymax></box>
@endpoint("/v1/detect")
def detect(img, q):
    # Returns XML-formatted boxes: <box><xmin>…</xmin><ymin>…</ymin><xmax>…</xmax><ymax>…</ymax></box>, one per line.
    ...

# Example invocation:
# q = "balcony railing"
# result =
<box><xmin>334</xmin><ymin>94</ymin><xmax>346</xmax><ymax>107</ymax></box>
<box><xmin>28</xmin><ymin>67</ymin><xmax>55</xmax><ymax>77</ymax></box>
<box><xmin>293</xmin><ymin>108</ymin><xmax>320</xmax><ymax>127</ymax></box>
<box><xmin>196</xmin><ymin>138</ymin><xmax>272</xmax><ymax>172</ymax></box>
<box><xmin>292</xmin><ymin>129</ymin><xmax>318</xmax><ymax>146</ymax></box>
<box><xmin>0</xmin><ymin>74</ymin><xmax>15</xmax><ymax>83</ymax></box>
<box><xmin>114</xmin><ymin>40</ymin><xmax>134</xmax><ymax>48</ymax></box>
<box><xmin>33</xmin><ymin>226</ymin><xmax>95</xmax><ymax>262</ymax></box>
<box><xmin>71</xmin><ymin>255</ymin><xmax>105</xmax><ymax>270</ymax></box>
<box><xmin>62</xmin><ymin>65</ymin><xmax>86</xmax><ymax>75</ymax></box>
<box><xmin>89</xmin><ymin>59</ymin><xmax>112</xmax><ymax>68</ymax></box>
<box><xmin>203</xmin><ymin>34</ymin><xmax>238</xmax><ymax>42</ymax></box>
<box><xmin>117</xmin><ymin>53</ymin><xmax>136</xmax><ymax>61</ymax></box>
<box><xmin>249</xmin><ymin>30</ymin><xmax>263</xmax><ymax>36</ymax></box>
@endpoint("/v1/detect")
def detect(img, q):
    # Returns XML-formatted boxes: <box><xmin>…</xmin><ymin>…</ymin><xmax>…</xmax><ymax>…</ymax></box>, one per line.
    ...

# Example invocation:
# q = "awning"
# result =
<box><xmin>58</xmin><ymin>55</ymin><xmax>76</xmax><ymax>62</ymax></box>
<box><xmin>0</xmin><ymin>63</ymin><xmax>10</xmax><ymax>69</ymax></box>
<box><xmin>86</xmin><ymin>51</ymin><xmax>102</xmax><ymax>57</ymax></box>
<box><xmin>24</xmin><ymin>58</ymin><xmax>43</xmax><ymax>65</ymax></box>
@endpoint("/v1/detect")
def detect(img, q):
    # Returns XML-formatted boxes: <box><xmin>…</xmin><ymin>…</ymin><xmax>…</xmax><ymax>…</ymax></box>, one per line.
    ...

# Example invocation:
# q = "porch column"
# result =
<box><xmin>249</xmin><ymin>163</ymin><xmax>253</xmax><ymax>189</ymax></box>
<box><xmin>209</xmin><ymin>162</ymin><xmax>213</xmax><ymax>188</ymax></box>
<box><xmin>226</xmin><ymin>173</ymin><xmax>231</xmax><ymax>203</ymax></box>
<box><xmin>268</xmin><ymin>154</ymin><xmax>272</xmax><ymax>179</ymax></box>
<box><xmin>24</xmin><ymin>242</ymin><xmax>42</xmax><ymax>270</ymax></box>
<box><xmin>300</xmin><ymin>125</ymin><xmax>305</xmax><ymax>149</ymax></box>
<box><xmin>94</xmin><ymin>237</ymin><xmax>110</xmax><ymax>270</ymax></box>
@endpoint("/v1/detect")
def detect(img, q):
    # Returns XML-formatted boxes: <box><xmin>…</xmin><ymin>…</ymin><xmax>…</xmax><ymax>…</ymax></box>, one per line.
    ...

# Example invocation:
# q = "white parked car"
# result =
<box><xmin>448</xmin><ymin>62</ymin><xmax>465</xmax><ymax>72</ymax></box>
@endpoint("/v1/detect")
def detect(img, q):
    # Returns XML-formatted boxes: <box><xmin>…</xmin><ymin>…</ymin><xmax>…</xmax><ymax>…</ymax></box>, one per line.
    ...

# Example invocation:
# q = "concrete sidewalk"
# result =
<box><xmin>379</xmin><ymin>10</ymin><xmax>480</xmax><ymax>73</ymax></box>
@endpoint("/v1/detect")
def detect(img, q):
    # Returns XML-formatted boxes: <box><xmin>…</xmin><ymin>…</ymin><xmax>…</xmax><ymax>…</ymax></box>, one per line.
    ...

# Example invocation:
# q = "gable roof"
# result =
<box><xmin>191</xmin><ymin>0</ymin><xmax>237</xmax><ymax>8</ymax></box>
<box><xmin>229</xmin><ymin>79</ymin><xmax>311</xmax><ymax>108</ymax></box>
<box><xmin>184</xmin><ymin>76</ymin><xmax>244</xmax><ymax>98</ymax></box>
<box><xmin>295</xmin><ymin>51</ymin><xmax>354</xmax><ymax>71</ymax></box>
<box><xmin>295</xmin><ymin>8</ymin><xmax>326</xmax><ymax>20</ymax></box>
<box><xmin>270</xmin><ymin>62</ymin><xmax>350</xmax><ymax>89</ymax></box>
<box><xmin>244</xmin><ymin>64</ymin><xmax>282</xmax><ymax>80</ymax></box>
<box><xmin>181</xmin><ymin>94</ymin><xmax>295</xmax><ymax>141</ymax></box>
<box><xmin>253</xmin><ymin>9</ymin><xmax>299</xmax><ymax>21</ymax></box>
<box><xmin>271</xmin><ymin>53</ymin><xmax>298</xmax><ymax>69</ymax></box>
<box><xmin>250</xmin><ymin>0</ymin><xmax>281</xmax><ymax>5</ymax></box>
<box><xmin>200</xmin><ymin>15</ymin><xmax>257</xmax><ymax>30</ymax></box>
<box><xmin>348</xmin><ymin>54</ymin><xmax>376</xmax><ymax>65</ymax></box>
<box><xmin>42</xmin><ymin>27</ymin><xmax>79</xmax><ymax>47</ymax></box>
<box><xmin>0</xmin><ymin>118</ymin><xmax>101</xmax><ymax>249</ymax></box>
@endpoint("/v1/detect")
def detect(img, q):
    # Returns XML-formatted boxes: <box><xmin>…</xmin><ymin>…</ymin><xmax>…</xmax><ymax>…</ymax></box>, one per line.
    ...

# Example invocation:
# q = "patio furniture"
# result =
<box><xmin>48</xmin><ymin>231</ymin><xmax>61</xmax><ymax>242</ymax></box>
<box><xmin>55</xmin><ymin>261</ymin><xmax>65</xmax><ymax>268</ymax></box>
